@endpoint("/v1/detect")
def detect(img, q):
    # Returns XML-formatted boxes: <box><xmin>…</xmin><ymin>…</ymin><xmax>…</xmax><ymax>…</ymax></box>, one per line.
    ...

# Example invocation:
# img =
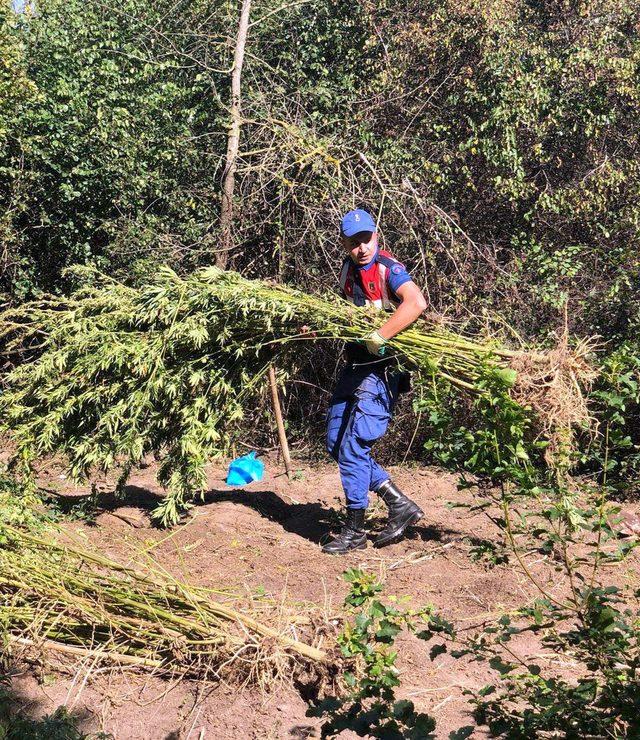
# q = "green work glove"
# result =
<box><xmin>364</xmin><ymin>329</ymin><xmax>387</xmax><ymax>357</ymax></box>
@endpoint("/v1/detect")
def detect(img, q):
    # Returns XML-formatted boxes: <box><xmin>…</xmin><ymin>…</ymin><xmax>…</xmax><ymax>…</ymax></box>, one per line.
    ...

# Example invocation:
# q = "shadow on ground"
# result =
<box><xmin>204</xmin><ymin>488</ymin><xmax>338</xmax><ymax>544</ymax></box>
<box><xmin>45</xmin><ymin>483</ymin><xmax>463</xmax><ymax>547</ymax></box>
<box><xmin>0</xmin><ymin>673</ymin><xmax>100</xmax><ymax>739</ymax></box>
<box><xmin>204</xmin><ymin>489</ymin><xmax>461</xmax><ymax>546</ymax></box>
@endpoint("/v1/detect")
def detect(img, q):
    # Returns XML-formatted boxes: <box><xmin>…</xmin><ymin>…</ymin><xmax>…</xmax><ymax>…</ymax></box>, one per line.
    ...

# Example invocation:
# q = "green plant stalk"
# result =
<box><xmin>501</xmin><ymin>491</ymin><xmax>577</xmax><ymax>613</ymax></box>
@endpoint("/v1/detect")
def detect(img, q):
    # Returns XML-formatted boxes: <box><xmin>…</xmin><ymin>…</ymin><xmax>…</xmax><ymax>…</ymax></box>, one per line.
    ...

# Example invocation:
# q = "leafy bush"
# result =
<box><xmin>461</xmin><ymin>584</ymin><xmax>640</xmax><ymax>738</ymax></box>
<box><xmin>308</xmin><ymin>569</ymin><xmax>454</xmax><ymax>739</ymax></box>
<box><xmin>3</xmin><ymin>0</ymin><xmax>232</xmax><ymax>297</ymax></box>
<box><xmin>584</xmin><ymin>344</ymin><xmax>640</xmax><ymax>498</ymax></box>
<box><xmin>412</xmin><ymin>342</ymin><xmax>640</xmax><ymax>736</ymax></box>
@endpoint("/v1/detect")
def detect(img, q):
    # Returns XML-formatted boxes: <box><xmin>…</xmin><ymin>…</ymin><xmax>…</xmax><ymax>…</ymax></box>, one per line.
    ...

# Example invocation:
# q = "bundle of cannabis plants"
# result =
<box><xmin>0</xmin><ymin>266</ymin><xmax>594</xmax><ymax>523</ymax></box>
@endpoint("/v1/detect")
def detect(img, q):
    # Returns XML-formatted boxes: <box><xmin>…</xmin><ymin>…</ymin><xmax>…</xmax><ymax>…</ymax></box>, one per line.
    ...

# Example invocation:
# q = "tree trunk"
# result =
<box><xmin>217</xmin><ymin>0</ymin><xmax>252</xmax><ymax>269</ymax></box>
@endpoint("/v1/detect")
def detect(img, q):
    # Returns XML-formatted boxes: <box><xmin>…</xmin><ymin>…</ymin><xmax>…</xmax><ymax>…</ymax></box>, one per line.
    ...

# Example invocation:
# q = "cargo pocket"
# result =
<box><xmin>352</xmin><ymin>393</ymin><xmax>391</xmax><ymax>445</ymax></box>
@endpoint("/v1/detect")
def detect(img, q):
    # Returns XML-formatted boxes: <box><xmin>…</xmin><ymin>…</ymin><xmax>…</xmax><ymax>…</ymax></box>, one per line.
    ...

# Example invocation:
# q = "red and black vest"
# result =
<box><xmin>339</xmin><ymin>250</ymin><xmax>403</xmax><ymax>311</ymax></box>
<box><xmin>340</xmin><ymin>250</ymin><xmax>406</xmax><ymax>366</ymax></box>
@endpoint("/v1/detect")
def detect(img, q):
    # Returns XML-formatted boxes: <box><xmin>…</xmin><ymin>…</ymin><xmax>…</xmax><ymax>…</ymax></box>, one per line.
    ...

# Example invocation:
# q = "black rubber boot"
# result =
<box><xmin>374</xmin><ymin>480</ymin><xmax>424</xmax><ymax>548</ymax></box>
<box><xmin>322</xmin><ymin>508</ymin><xmax>367</xmax><ymax>555</ymax></box>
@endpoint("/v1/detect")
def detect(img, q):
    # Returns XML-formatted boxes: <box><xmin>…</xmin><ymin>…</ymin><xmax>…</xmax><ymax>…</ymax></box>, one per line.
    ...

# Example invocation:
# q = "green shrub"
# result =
<box><xmin>308</xmin><ymin>569</ymin><xmax>454</xmax><ymax>739</ymax></box>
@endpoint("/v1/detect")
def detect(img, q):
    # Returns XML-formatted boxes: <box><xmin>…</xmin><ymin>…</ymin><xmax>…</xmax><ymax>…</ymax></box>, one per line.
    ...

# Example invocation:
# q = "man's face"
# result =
<box><xmin>342</xmin><ymin>231</ymin><xmax>378</xmax><ymax>266</ymax></box>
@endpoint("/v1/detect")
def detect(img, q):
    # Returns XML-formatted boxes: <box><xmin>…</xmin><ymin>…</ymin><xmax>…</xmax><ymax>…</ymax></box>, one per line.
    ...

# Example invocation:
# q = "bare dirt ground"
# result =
<box><xmin>6</xmin><ymin>454</ymin><xmax>640</xmax><ymax>739</ymax></box>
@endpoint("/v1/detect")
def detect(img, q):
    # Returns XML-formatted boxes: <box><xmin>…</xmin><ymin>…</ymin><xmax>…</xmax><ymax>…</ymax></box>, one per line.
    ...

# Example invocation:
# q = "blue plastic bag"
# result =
<box><xmin>225</xmin><ymin>451</ymin><xmax>265</xmax><ymax>486</ymax></box>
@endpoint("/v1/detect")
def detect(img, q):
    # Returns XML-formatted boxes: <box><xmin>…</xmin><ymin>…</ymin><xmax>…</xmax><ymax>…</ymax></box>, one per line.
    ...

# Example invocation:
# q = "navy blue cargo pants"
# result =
<box><xmin>326</xmin><ymin>364</ymin><xmax>401</xmax><ymax>509</ymax></box>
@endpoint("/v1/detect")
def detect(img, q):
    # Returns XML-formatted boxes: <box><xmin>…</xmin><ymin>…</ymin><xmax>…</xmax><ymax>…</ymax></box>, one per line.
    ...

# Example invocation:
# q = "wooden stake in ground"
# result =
<box><xmin>268</xmin><ymin>365</ymin><xmax>292</xmax><ymax>478</ymax></box>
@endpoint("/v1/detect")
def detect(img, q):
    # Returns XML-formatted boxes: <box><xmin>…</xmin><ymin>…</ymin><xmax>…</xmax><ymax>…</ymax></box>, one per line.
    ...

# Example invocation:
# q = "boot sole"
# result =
<box><xmin>373</xmin><ymin>510</ymin><xmax>424</xmax><ymax>549</ymax></box>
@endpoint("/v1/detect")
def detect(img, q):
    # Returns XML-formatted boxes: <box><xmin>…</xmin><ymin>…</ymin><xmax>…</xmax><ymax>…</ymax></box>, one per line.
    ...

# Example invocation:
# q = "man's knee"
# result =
<box><xmin>337</xmin><ymin>428</ymin><xmax>368</xmax><ymax>468</ymax></box>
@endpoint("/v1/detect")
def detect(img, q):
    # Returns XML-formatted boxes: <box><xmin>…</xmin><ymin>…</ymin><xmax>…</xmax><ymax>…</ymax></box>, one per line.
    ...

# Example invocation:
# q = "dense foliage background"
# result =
<box><xmin>3</xmin><ymin>4</ymin><xmax>640</xmax><ymax>733</ymax></box>
<box><xmin>2</xmin><ymin>0</ymin><xmax>640</xmax><ymax>472</ymax></box>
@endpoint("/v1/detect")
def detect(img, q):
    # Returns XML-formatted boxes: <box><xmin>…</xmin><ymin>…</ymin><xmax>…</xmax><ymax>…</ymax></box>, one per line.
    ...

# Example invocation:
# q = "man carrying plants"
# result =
<box><xmin>322</xmin><ymin>208</ymin><xmax>428</xmax><ymax>555</ymax></box>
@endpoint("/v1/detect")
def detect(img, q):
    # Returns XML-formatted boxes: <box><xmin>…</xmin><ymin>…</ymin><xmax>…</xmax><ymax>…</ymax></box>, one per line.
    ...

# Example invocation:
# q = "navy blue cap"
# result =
<box><xmin>340</xmin><ymin>209</ymin><xmax>376</xmax><ymax>237</ymax></box>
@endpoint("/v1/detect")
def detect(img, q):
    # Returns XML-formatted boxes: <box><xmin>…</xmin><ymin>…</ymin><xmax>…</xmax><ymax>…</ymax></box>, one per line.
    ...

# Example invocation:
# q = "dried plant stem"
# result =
<box><xmin>9</xmin><ymin>635</ymin><xmax>164</xmax><ymax>668</ymax></box>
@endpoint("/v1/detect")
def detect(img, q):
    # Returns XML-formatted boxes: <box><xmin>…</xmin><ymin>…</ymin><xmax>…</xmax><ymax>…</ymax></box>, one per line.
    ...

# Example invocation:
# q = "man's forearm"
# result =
<box><xmin>377</xmin><ymin>296</ymin><xmax>427</xmax><ymax>340</ymax></box>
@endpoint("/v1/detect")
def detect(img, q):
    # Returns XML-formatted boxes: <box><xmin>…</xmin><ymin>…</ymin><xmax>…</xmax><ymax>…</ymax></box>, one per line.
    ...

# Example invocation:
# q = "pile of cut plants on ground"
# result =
<box><xmin>0</xmin><ymin>265</ymin><xmax>597</xmax><ymax>524</ymax></box>
<box><xmin>0</xmin><ymin>513</ymin><xmax>326</xmax><ymax>687</ymax></box>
